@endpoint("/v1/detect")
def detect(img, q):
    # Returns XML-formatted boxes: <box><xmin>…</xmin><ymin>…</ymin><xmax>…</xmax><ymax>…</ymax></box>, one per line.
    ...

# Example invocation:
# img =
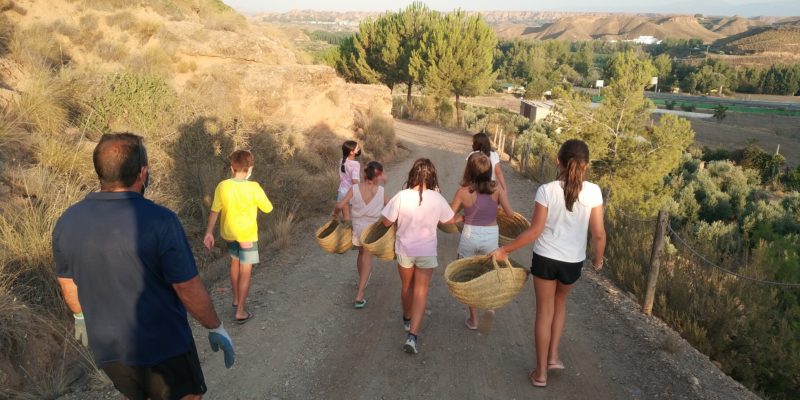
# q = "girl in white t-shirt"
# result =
<box><xmin>471</xmin><ymin>133</ymin><xmax>507</xmax><ymax>191</ymax></box>
<box><xmin>381</xmin><ymin>158</ymin><xmax>460</xmax><ymax>354</ymax></box>
<box><xmin>333</xmin><ymin>161</ymin><xmax>388</xmax><ymax>309</ymax></box>
<box><xmin>338</xmin><ymin>140</ymin><xmax>361</xmax><ymax>201</ymax></box>
<box><xmin>492</xmin><ymin>139</ymin><xmax>606</xmax><ymax>388</ymax></box>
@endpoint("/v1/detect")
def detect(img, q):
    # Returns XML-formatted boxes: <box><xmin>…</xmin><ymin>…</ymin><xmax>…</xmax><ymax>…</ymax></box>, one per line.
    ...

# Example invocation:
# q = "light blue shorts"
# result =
<box><xmin>227</xmin><ymin>241</ymin><xmax>260</xmax><ymax>265</ymax></box>
<box><xmin>457</xmin><ymin>224</ymin><xmax>499</xmax><ymax>258</ymax></box>
<box><xmin>396</xmin><ymin>254</ymin><xmax>438</xmax><ymax>269</ymax></box>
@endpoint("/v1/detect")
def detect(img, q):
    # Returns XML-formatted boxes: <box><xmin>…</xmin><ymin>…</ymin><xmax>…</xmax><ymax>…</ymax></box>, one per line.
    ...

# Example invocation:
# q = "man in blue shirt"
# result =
<box><xmin>53</xmin><ymin>133</ymin><xmax>235</xmax><ymax>400</ymax></box>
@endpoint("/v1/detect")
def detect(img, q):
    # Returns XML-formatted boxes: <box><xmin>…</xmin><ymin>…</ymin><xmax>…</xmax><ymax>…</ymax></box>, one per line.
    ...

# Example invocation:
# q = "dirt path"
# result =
<box><xmin>67</xmin><ymin>120</ymin><xmax>759</xmax><ymax>400</ymax></box>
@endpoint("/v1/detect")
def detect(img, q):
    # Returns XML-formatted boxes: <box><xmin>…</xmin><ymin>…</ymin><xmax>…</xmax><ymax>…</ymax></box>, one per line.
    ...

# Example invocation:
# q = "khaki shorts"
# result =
<box><xmin>396</xmin><ymin>254</ymin><xmax>438</xmax><ymax>269</ymax></box>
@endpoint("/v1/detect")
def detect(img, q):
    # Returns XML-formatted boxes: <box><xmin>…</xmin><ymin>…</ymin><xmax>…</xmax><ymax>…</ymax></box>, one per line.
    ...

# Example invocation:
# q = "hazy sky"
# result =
<box><xmin>223</xmin><ymin>0</ymin><xmax>799</xmax><ymax>17</ymax></box>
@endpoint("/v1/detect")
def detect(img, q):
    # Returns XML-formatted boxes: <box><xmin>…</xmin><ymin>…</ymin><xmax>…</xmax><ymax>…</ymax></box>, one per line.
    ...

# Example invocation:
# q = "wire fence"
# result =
<box><xmin>612</xmin><ymin>210</ymin><xmax>800</xmax><ymax>288</ymax></box>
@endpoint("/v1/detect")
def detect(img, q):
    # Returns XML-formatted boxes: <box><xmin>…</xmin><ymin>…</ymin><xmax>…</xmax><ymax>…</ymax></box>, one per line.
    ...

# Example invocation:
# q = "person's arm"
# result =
<box><xmin>203</xmin><ymin>211</ymin><xmax>219</xmax><ymax>250</ymax></box>
<box><xmin>492</xmin><ymin>202</ymin><xmax>547</xmax><ymax>261</ymax></box>
<box><xmin>496</xmin><ymin>187</ymin><xmax>514</xmax><ymax>216</ymax></box>
<box><xmin>58</xmin><ymin>278</ymin><xmax>82</xmax><ymax>314</ymax></box>
<box><xmin>450</xmin><ymin>188</ymin><xmax>465</xmax><ymax>214</ymax></box>
<box><xmin>495</xmin><ymin>163</ymin><xmax>507</xmax><ymax>192</ymax></box>
<box><xmin>173</xmin><ymin>276</ymin><xmax>221</xmax><ymax>329</ymax></box>
<box><xmin>381</xmin><ymin>216</ymin><xmax>394</xmax><ymax>227</ymax></box>
<box><xmin>256</xmin><ymin>186</ymin><xmax>273</xmax><ymax>214</ymax></box>
<box><xmin>589</xmin><ymin>205</ymin><xmax>606</xmax><ymax>270</ymax></box>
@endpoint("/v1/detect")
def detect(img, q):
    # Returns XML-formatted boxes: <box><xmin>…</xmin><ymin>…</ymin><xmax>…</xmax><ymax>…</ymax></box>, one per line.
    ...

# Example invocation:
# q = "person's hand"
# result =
<box><xmin>208</xmin><ymin>323</ymin><xmax>235</xmax><ymax>368</ymax></box>
<box><xmin>342</xmin><ymin>219</ymin><xmax>352</xmax><ymax>229</ymax></box>
<box><xmin>203</xmin><ymin>233</ymin><xmax>215</xmax><ymax>250</ymax></box>
<box><xmin>491</xmin><ymin>247</ymin><xmax>509</xmax><ymax>262</ymax></box>
<box><xmin>592</xmin><ymin>258</ymin><xmax>604</xmax><ymax>272</ymax></box>
<box><xmin>74</xmin><ymin>312</ymin><xmax>87</xmax><ymax>347</ymax></box>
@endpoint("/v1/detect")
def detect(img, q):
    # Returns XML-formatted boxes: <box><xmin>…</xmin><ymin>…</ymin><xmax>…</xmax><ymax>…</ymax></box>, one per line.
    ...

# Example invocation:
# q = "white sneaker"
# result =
<box><xmin>403</xmin><ymin>335</ymin><xmax>418</xmax><ymax>354</ymax></box>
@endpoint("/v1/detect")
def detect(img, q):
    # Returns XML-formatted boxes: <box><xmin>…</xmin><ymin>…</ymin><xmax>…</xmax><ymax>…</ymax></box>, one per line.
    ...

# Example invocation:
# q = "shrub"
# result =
<box><xmin>94</xmin><ymin>40</ymin><xmax>128</xmax><ymax>62</ymax></box>
<box><xmin>680</xmin><ymin>102</ymin><xmax>696</xmax><ymax>112</ymax></box>
<box><xmin>104</xmin><ymin>11</ymin><xmax>136</xmax><ymax>31</ymax></box>
<box><xmin>128</xmin><ymin>46</ymin><xmax>173</xmax><ymax>76</ymax></box>
<box><xmin>9</xmin><ymin>24</ymin><xmax>69</xmax><ymax>69</ymax></box>
<box><xmin>176</xmin><ymin>60</ymin><xmax>198</xmax><ymax>73</ymax></box>
<box><xmin>264</xmin><ymin>206</ymin><xmax>297</xmax><ymax>250</ymax></box>
<box><xmin>665</xmin><ymin>100</ymin><xmax>676</xmax><ymax>110</ymax></box>
<box><xmin>14</xmin><ymin>68</ymin><xmax>83</xmax><ymax>135</ymax></box>
<box><xmin>360</xmin><ymin>114</ymin><xmax>396</xmax><ymax>162</ymax></box>
<box><xmin>201</xmin><ymin>12</ymin><xmax>247</xmax><ymax>32</ymax></box>
<box><xmin>133</xmin><ymin>20</ymin><xmax>162</xmax><ymax>43</ymax></box>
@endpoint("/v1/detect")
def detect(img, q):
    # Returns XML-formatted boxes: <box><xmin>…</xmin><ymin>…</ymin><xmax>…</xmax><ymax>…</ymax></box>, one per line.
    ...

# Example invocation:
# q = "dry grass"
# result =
<box><xmin>105</xmin><ymin>10</ymin><xmax>137</xmax><ymax>31</ymax></box>
<box><xmin>94</xmin><ymin>40</ymin><xmax>128</xmax><ymax>62</ymax></box>
<box><xmin>202</xmin><ymin>11</ymin><xmax>247</xmax><ymax>32</ymax></box>
<box><xmin>9</xmin><ymin>24</ymin><xmax>69</xmax><ymax>69</ymax></box>
<box><xmin>14</xmin><ymin>67</ymin><xmax>85</xmax><ymax>135</ymax></box>
<box><xmin>128</xmin><ymin>45</ymin><xmax>173</xmax><ymax>76</ymax></box>
<box><xmin>0</xmin><ymin>107</ymin><xmax>28</xmax><ymax>160</ymax></box>
<box><xmin>133</xmin><ymin>19</ymin><xmax>162</xmax><ymax>43</ymax></box>
<box><xmin>176</xmin><ymin>60</ymin><xmax>198</xmax><ymax>73</ymax></box>
<box><xmin>264</xmin><ymin>205</ymin><xmax>298</xmax><ymax>250</ymax></box>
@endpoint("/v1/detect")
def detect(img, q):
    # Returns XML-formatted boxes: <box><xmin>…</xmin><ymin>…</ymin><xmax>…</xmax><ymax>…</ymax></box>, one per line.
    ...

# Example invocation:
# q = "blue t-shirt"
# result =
<box><xmin>53</xmin><ymin>191</ymin><xmax>198</xmax><ymax>367</ymax></box>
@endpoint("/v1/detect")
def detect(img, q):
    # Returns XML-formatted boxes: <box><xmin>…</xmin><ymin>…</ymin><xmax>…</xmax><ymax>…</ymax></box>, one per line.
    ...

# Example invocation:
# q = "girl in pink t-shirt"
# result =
<box><xmin>381</xmin><ymin>158</ymin><xmax>461</xmax><ymax>354</ymax></box>
<box><xmin>338</xmin><ymin>140</ymin><xmax>361</xmax><ymax>201</ymax></box>
<box><xmin>333</xmin><ymin>161</ymin><xmax>388</xmax><ymax>309</ymax></box>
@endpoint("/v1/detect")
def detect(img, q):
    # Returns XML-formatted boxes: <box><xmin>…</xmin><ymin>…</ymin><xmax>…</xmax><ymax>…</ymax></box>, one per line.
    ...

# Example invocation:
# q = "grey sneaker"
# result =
<box><xmin>403</xmin><ymin>335</ymin><xmax>418</xmax><ymax>354</ymax></box>
<box><xmin>403</xmin><ymin>318</ymin><xmax>411</xmax><ymax>332</ymax></box>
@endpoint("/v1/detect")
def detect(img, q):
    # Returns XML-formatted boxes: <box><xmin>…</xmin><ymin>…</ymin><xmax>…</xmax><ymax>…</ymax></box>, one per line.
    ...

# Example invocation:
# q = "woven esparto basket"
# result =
<box><xmin>315</xmin><ymin>218</ymin><xmax>353</xmax><ymax>254</ymax></box>
<box><xmin>444</xmin><ymin>255</ymin><xmax>529</xmax><ymax>310</ymax></box>
<box><xmin>497</xmin><ymin>208</ymin><xmax>530</xmax><ymax>246</ymax></box>
<box><xmin>360</xmin><ymin>221</ymin><xmax>396</xmax><ymax>261</ymax></box>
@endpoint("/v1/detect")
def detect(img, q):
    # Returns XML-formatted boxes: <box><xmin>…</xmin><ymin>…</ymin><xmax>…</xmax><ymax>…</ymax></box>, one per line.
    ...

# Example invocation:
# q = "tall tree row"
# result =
<box><xmin>334</xmin><ymin>3</ymin><xmax>497</xmax><ymax>127</ymax></box>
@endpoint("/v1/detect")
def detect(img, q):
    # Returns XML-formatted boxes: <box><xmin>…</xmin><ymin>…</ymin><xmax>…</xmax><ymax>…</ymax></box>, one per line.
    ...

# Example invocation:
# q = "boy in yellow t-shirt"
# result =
<box><xmin>203</xmin><ymin>150</ymin><xmax>273</xmax><ymax>324</ymax></box>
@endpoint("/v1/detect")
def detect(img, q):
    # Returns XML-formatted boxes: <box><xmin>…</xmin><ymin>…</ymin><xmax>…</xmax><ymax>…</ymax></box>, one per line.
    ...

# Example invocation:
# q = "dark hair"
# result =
<box><xmin>472</xmin><ymin>133</ymin><xmax>492</xmax><ymax>157</ymax></box>
<box><xmin>93</xmin><ymin>132</ymin><xmax>148</xmax><ymax>190</ymax></box>
<box><xmin>461</xmin><ymin>152</ymin><xmax>494</xmax><ymax>194</ymax></box>
<box><xmin>557</xmin><ymin>139</ymin><xmax>590</xmax><ymax>212</ymax></box>
<box><xmin>364</xmin><ymin>161</ymin><xmax>384</xmax><ymax>181</ymax></box>
<box><xmin>341</xmin><ymin>140</ymin><xmax>358</xmax><ymax>173</ymax></box>
<box><xmin>403</xmin><ymin>158</ymin><xmax>439</xmax><ymax>205</ymax></box>
<box><xmin>230</xmin><ymin>150</ymin><xmax>254</xmax><ymax>172</ymax></box>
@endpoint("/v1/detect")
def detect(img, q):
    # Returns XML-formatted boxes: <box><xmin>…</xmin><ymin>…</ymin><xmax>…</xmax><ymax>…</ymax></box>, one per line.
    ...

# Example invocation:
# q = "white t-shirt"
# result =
<box><xmin>532</xmin><ymin>180</ymin><xmax>603</xmax><ymax>263</ymax></box>
<box><xmin>381</xmin><ymin>189</ymin><xmax>455</xmax><ymax>257</ymax></box>
<box><xmin>338</xmin><ymin>159</ymin><xmax>360</xmax><ymax>196</ymax></box>
<box><xmin>466</xmin><ymin>151</ymin><xmax>501</xmax><ymax>181</ymax></box>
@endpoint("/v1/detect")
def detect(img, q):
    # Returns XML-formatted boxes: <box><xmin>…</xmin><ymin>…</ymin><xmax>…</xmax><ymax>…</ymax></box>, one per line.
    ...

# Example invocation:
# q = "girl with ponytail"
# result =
<box><xmin>380</xmin><ymin>158</ymin><xmax>462</xmax><ymax>354</ymax></box>
<box><xmin>470</xmin><ymin>133</ymin><xmax>507</xmax><ymax>191</ymax></box>
<box><xmin>333</xmin><ymin>161</ymin><xmax>388</xmax><ymax>308</ymax></box>
<box><xmin>337</xmin><ymin>140</ymin><xmax>361</xmax><ymax>201</ymax></box>
<box><xmin>492</xmin><ymin>139</ymin><xmax>606</xmax><ymax>388</ymax></box>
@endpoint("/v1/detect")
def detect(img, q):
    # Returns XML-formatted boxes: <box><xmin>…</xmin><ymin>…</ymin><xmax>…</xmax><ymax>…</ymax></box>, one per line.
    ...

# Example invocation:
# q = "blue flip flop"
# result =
<box><xmin>354</xmin><ymin>299</ymin><xmax>367</xmax><ymax>309</ymax></box>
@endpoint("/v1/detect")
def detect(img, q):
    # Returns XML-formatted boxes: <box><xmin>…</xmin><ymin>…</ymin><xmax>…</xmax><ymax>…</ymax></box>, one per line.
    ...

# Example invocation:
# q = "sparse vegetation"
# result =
<box><xmin>94</xmin><ymin>40</ymin><xmax>128</xmax><ymax>62</ymax></box>
<box><xmin>9</xmin><ymin>24</ymin><xmax>69</xmax><ymax>69</ymax></box>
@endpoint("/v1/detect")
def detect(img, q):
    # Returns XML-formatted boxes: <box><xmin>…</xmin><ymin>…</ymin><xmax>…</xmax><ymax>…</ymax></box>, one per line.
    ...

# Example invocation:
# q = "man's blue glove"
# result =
<box><xmin>74</xmin><ymin>313</ymin><xmax>88</xmax><ymax>347</ymax></box>
<box><xmin>208</xmin><ymin>323</ymin><xmax>235</xmax><ymax>368</ymax></box>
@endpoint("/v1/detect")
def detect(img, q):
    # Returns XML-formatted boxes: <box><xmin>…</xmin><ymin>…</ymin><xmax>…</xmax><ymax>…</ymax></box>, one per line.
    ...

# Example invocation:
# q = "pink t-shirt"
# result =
<box><xmin>382</xmin><ymin>189</ymin><xmax>455</xmax><ymax>257</ymax></box>
<box><xmin>338</xmin><ymin>159</ymin><xmax>360</xmax><ymax>194</ymax></box>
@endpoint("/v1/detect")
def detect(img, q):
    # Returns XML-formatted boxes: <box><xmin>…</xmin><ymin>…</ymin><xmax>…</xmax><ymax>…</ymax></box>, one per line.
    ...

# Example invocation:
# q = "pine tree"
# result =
<box><xmin>555</xmin><ymin>51</ymin><xmax>695</xmax><ymax>214</ymax></box>
<box><xmin>417</xmin><ymin>10</ymin><xmax>496</xmax><ymax>128</ymax></box>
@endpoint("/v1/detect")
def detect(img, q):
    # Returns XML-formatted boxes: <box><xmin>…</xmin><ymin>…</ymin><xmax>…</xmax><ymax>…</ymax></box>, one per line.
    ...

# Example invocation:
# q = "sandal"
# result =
<box><xmin>548</xmin><ymin>360</ymin><xmax>565</xmax><ymax>370</ymax></box>
<box><xmin>464</xmin><ymin>317</ymin><xmax>478</xmax><ymax>330</ymax></box>
<box><xmin>235</xmin><ymin>311</ymin><xmax>253</xmax><ymax>324</ymax></box>
<box><xmin>354</xmin><ymin>299</ymin><xmax>367</xmax><ymax>309</ymax></box>
<box><xmin>529</xmin><ymin>369</ymin><xmax>547</xmax><ymax>388</ymax></box>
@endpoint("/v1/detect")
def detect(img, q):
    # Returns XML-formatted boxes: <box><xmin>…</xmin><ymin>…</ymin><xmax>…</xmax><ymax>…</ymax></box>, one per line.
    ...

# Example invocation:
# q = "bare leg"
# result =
<box><xmin>466</xmin><ymin>306</ymin><xmax>479</xmax><ymax>328</ymax></box>
<box><xmin>229</xmin><ymin>257</ymin><xmax>240</xmax><ymax>307</ymax></box>
<box><xmin>533</xmin><ymin>276</ymin><xmax>557</xmax><ymax>382</ymax></box>
<box><xmin>409</xmin><ymin>267</ymin><xmax>433</xmax><ymax>335</ymax></box>
<box><xmin>355</xmin><ymin>247</ymin><xmax>373</xmax><ymax>302</ymax></box>
<box><xmin>235</xmin><ymin>263</ymin><xmax>253</xmax><ymax>319</ymax></box>
<box><xmin>397</xmin><ymin>265</ymin><xmax>414</xmax><ymax>320</ymax></box>
<box><xmin>180</xmin><ymin>395</ymin><xmax>201</xmax><ymax>400</ymax></box>
<box><xmin>548</xmin><ymin>281</ymin><xmax>574</xmax><ymax>365</ymax></box>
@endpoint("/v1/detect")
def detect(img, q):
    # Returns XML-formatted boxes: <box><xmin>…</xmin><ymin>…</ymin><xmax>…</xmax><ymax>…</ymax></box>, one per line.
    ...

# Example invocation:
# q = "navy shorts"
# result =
<box><xmin>531</xmin><ymin>252</ymin><xmax>583</xmax><ymax>285</ymax></box>
<box><xmin>101</xmin><ymin>341</ymin><xmax>206</xmax><ymax>400</ymax></box>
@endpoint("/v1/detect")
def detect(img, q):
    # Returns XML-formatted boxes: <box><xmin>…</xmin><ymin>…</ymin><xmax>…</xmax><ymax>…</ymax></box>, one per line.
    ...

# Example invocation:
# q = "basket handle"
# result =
<box><xmin>491</xmin><ymin>255</ymin><xmax>512</xmax><ymax>270</ymax></box>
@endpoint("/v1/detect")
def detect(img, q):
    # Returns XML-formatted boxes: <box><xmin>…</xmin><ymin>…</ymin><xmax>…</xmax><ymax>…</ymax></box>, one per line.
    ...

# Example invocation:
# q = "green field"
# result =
<box><xmin>590</xmin><ymin>96</ymin><xmax>800</xmax><ymax>116</ymax></box>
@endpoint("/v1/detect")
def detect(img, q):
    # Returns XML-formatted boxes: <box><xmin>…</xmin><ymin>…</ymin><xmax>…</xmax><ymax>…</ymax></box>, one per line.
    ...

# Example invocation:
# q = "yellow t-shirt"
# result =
<box><xmin>210</xmin><ymin>179</ymin><xmax>273</xmax><ymax>242</ymax></box>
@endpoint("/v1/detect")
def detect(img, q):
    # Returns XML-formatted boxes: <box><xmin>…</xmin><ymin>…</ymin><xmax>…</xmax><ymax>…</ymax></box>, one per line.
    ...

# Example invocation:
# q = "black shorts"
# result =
<box><xmin>531</xmin><ymin>252</ymin><xmax>583</xmax><ymax>285</ymax></box>
<box><xmin>101</xmin><ymin>341</ymin><xmax>207</xmax><ymax>400</ymax></box>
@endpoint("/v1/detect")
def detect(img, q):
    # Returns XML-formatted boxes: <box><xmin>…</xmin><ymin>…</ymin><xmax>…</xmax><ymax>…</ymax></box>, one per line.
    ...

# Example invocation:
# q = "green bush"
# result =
<box><xmin>679</xmin><ymin>102</ymin><xmax>696</xmax><ymax>112</ymax></box>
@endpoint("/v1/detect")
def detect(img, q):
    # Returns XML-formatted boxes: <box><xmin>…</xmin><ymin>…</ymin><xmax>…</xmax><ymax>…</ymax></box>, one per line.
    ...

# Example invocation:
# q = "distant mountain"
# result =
<box><xmin>715</xmin><ymin>25</ymin><xmax>800</xmax><ymax>53</ymax></box>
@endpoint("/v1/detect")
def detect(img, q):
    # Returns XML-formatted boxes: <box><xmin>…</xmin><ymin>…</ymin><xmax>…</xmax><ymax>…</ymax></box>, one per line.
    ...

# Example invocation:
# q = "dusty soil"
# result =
<box><xmin>61</xmin><ymin>120</ymin><xmax>759</xmax><ymax>400</ymax></box>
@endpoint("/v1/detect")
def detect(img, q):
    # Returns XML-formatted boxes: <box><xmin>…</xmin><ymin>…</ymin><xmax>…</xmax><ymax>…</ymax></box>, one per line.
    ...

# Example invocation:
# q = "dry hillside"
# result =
<box><xmin>716</xmin><ymin>25</ymin><xmax>800</xmax><ymax>54</ymax></box>
<box><xmin>0</xmin><ymin>0</ymin><xmax>391</xmax><ymax>396</ymax></box>
<box><xmin>709</xmin><ymin>16</ymin><xmax>767</xmax><ymax>36</ymax></box>
<box><xmin>500</xmin><ymin>14</ymin><xmax>725</xmax><ymax>42</ymax></box>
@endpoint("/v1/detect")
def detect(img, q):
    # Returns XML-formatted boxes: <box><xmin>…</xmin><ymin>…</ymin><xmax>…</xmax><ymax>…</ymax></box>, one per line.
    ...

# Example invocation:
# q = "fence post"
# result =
<box><xmin>510</xmin><ymin>136</ymin><xmax>516</xmax><ymax>160</ymax></box>
<box><xmin>643</xmin><ymin>210</ymin><xmax>669</xmax><ymax>316</ymax></box>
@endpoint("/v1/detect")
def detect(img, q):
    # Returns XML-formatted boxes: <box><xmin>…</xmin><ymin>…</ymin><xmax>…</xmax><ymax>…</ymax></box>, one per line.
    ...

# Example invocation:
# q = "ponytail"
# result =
<box><xmin>557</xmin><ymin>139</ymin><xmax>590</xmax><ymax>212</ymax></box>
<box><xmin>404</xmin><ymin>158</ymin><xmax>439</xmax><ymax>205</ymax></box>
<box><xmin>340</xmin><ymin>140</ymin><xmax>358</xmax><ymax>173</ymax></box>
<box><xmin>472</xmin><ymin>133</ymin><xmax>492</xmax><ymax>157</ymax></box>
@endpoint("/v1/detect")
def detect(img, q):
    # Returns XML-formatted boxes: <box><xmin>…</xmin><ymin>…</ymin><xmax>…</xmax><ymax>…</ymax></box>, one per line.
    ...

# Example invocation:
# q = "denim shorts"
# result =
<box><xmin>457</xmin><ymin>224</ymin><xmax>499</xmax><ymax>258</ymax></box>
<box><xmin>227</xmin><ymin>241</ymin><xmax>260</xmax><ymax>264</ymax></box>
<box><xmin>396</xmin><ymin>254</ymin><xmax>438</xmax><ymax>269</ymax></box>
